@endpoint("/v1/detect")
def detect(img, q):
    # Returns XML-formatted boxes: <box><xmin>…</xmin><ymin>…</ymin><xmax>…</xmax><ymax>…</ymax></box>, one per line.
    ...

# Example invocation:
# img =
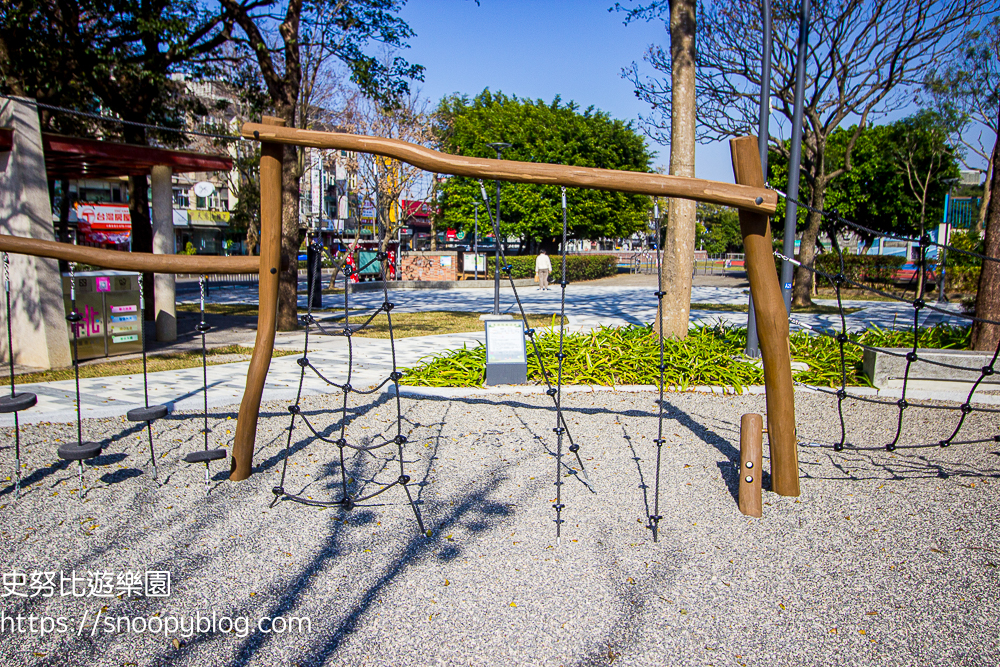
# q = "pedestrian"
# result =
<box><xmin>535</xmin><ymin>250</ymin><xmax>552</xmax><ymax>290</ymax></box>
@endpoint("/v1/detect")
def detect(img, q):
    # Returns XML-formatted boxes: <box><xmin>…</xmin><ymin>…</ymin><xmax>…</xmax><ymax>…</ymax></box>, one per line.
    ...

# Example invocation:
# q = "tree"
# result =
<box><xmin>972</xmin><ymin>103</ymin><xmax>1000</xmax><ymax>352</ymax></box>
<box><xmin>216</xmin><ymin>0</ymin><xmax>423</xmax><ymax>330</ymax></box>
<box><xmin>342</xmin><ymin>89</ymin><xmax>433</xmax><ymax>254</ymax></box>
<box><xmin>435</xmin><ymin>90</ymin><xmax>653</xmax><ymax>251</ymax></box>
<box><xmin>1</xmin><ymin>0</ymin><xmax>232</xmax><ymax>312</ymax></box>
<box><xmin>924</xmin><ymin>17</ymin><xmax>1000</xmax><ymax>232</ymax></box>
<box><xmin>626</xmin><ymin>0</ymin><xmax>990</xmax><ymax>307</ymax></box>
<box><xmin>696</xmin><ymin>204</ymin><xmax>743</xmax><ymax>254</ymax></box>
<box><xmin>890</xmin><ymin>110</ymin><xmax>962</xmax><ymax>296</ymax></box>
<box><xmin>618</xmin><ymin>0</ymin><xmax>697</xmax><ymax>338</ymax></box>
<box><xmin>769</xmin><ymin>119</ymin><xmax>959</xmax><ymax>273</ymax></box>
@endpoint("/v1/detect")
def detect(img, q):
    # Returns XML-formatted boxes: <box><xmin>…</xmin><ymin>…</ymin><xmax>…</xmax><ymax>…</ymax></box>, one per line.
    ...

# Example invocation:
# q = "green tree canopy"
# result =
<box><xmin>695</xmin><ymin>204</ymin><xmax>742</xmax><ymax>255</ymax></box>
<box><xmin>435</xmin><ymin>90</ymin><xmax>654</xmax><ymax>249</ymax></box>
<box><xmin>769</xmin><ymin>116</ymin><xmax>959</xmax><ymax>253</ymax></box>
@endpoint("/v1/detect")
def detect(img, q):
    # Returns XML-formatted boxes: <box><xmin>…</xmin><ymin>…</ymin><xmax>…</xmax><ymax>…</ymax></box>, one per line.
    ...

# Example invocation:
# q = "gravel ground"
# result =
<box><xmin>1</xmin><ymin>389</ymin><xmax>998</xmax><ymax>666</ymax></box>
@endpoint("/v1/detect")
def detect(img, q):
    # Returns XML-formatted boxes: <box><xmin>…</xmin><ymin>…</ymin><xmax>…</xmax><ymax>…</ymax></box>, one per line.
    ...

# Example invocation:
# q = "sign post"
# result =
<box><xmin>485</xmin><ymin>320</ymin><xmax>527</xmax><ymax>385</ymax></box>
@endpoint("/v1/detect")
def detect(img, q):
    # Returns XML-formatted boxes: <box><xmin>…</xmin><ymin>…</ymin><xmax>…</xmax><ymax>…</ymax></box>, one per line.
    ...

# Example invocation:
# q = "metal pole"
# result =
<box><xmin>780</xmin><ymin>0</ymin><xmax>810</xmax><ymax>313</ymax></box>
<box><xmin>745</xmin><ymin>0</ymin><xmax>772</xmax><ymax>359</ymax></box>
<box><xmin>474</xmin><ymin>201</ymin><xmax>479</xmax><ymax>280</ymax></box>
<box><xmin>487</xmin><ymin>142</ymin><xmax>510</xmax><ymax>315</ymax></box>
<box><xmin>937</xmin><ymin>189</ymin><xmax>951</xmax><ymax>303</ymax></box>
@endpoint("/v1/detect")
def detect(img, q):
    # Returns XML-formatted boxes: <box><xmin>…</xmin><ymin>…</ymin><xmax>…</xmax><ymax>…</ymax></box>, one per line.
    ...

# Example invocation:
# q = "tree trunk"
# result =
<box><xmin>278</xmin><ymin>140</ymin><xmax>302</xmax><ymax>331</ymax></box>
<box><xmin>128</xmin><ymin>174</ymin><xmax>155</xmax><ymax>321</ymax></box>
<box><xmin>791</xmin><ymin>185</ymin><xmax>826</xmax><ymax>308</ymax></box>
<box><xmin>977</xmin><ymin>140</ymin><xmax>995</xmax><ymax>235</ymax></box>
<box><xmin>656</xmin><ymin>0</ymin><xmax>697</xmax><ymax>338</ymax></box>
<box><xmin>971</xmin><ymin>107</ymin><xmax>1000</xmax><ymax>351</ymax></box>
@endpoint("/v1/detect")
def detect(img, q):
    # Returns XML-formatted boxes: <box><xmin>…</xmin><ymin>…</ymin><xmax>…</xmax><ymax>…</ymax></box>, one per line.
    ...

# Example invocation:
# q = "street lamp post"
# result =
<box><xmin>486</xmin><ymin>142</ymin><xmax>511</xmax><ymax>316</ymax></box>
<box><xmin>474</xmin><ymin>200</ymin><xmax>479</xmax><ymax>281</ymax></box>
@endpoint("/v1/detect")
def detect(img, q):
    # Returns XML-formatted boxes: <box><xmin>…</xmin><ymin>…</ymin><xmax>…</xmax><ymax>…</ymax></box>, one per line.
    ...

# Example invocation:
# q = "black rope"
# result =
<box><xmin>1</xmin><ymin>94</ymin><xmax>243</xmax><ymax>143</ymax></box>
<box><xmin>69</xmin><ymin>263</ymin><xmax>85</xmax><ymax>492</ymax></box>
<box><xmin>137</xmin><ymin>273</ymin><xmax>158</xmax><ymax>480</ymax></box>
<box><xmin>772</xmin><ymin>212</ymin><xmax>999</xmax><ymax>450</ymax></box>
<box><xmin>272</xmin><ymin>195</ymin><xmax>426</xmax><ymax>535</ymax></box>
<box><xmin>651</xmin><ymin>202</ymin><xmax>666</xmax><ymax>542</ymax></box>
<box><xmin>769</xmin><ymin>186</ymin><xmax>1000</xmax><ymax>265</ymax></box>
<box><xmin>2</xmin><ymin>252</ymin><xmax>35</xmax><ymax>499</ymax></box>
<box><xmin>553</xmin><ymin>187</ymin><xmax>569</xmax><ymax>543</ymax></box>
<box><xmin>477</xmin><ymin>182</ymin><xmax>595</xmax><ymax>495</ymax></box>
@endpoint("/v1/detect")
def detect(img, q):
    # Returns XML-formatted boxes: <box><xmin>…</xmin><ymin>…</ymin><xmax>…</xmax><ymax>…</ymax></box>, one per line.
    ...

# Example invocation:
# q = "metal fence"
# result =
<box><xmin>628</xmin><ymin>252</ymin><xmax>746</xmax><ymax>276</ymax></box>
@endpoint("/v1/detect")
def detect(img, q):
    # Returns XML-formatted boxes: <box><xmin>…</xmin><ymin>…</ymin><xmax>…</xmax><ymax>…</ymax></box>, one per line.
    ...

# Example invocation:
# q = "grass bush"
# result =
<box><xmin>487</xmin><ymin>254</ymin><xmax>617</xmax><ymax>282</ymax></box>
<box><xmin>401</xmin><ymin>322</ymin><xmax>972</xmax><ymax>391</ymax></box>
<box><xmin>812</xmin><ymin>253</ymin><xmax>907</xmax><ymax>287</ymax></box>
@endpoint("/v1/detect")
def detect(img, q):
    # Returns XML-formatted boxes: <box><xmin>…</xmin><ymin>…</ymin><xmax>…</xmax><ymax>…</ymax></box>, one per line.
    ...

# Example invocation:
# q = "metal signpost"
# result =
<box><xmin>484</xmin><ymin>319</ymin><xmax>528</xmax><ymax>385</ymax></box>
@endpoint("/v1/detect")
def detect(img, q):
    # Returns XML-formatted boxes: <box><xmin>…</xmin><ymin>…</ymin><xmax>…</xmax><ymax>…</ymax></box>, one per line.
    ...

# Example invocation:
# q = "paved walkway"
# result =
<box><xmin>2</xmin><ymin>279</ymin><xmax>969</xmax><ymax>426</ymax></box>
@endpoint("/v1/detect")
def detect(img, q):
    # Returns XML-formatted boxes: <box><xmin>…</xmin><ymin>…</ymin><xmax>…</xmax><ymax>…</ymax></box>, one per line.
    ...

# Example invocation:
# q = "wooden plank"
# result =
<box><xmin>242</xmin><ymin>123</ymin><xmax>777</xmax><ymax>214</ymax></box>
<box><xmin>739</xmin><ymin>413</ymin><xmax>763</xmax><ymax>517</ymax></box>
<box><xmin>0</xmin><ymin>233</ymin><xmax>259</xmax><ymax>274</ymax></box>
<box><xmin>230</xmin><ymin>116</ymin><xmax>285</xmax><ymax>481</ymax></box>
<box><xmin>730</xmin><ymin>136</ymin><xmax>800</xmax><ymax>498</ymax></box>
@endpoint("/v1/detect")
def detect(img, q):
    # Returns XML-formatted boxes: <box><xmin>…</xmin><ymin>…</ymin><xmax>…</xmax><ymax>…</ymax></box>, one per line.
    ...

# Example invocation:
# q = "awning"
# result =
<box><xmin>42</xmin><ymin>133</ymin><xmax>233</xmax><ymax>179</ymax></box>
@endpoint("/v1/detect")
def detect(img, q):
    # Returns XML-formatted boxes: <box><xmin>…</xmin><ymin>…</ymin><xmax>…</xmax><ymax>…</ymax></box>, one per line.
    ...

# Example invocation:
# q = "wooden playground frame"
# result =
<box><xmin>0</xmin><ymin>117</ymin><xmax>800</xmax><ymax>498</ymax></box>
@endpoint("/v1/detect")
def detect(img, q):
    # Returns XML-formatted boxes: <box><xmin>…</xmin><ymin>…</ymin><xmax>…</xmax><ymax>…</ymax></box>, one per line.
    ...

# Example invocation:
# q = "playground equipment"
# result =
<box><xmin>1</xmin><ymin>252</ymin><xmax>37</xmax><ymax>498</ymax></box>
<box><xmin>125</xmin><ymin>272</ymin><xmax>169</xmax><ymax>480</ymax></box>
<box><xmin>55</xmin><ymin>262</ymin><xmax>105</xmax><ymax>491</ymax></box>
<box><xmin>271</xmin><ymin>237</ymin><xmax>426</xmax><ymax>532</ymax></box>
<box><xmin>0</xmin><ymin>121</ymin><xmax>798</xmax><ymax>506</ymax></box>
<box><xmin>0</xmin><ymin>114</ymin><xmax>995</xmax><ymax>534</ymax></box>
<box><xmin>180</xmin><ymin>276</ymin><xmax>227</xmax><ymax>493</ymax></box>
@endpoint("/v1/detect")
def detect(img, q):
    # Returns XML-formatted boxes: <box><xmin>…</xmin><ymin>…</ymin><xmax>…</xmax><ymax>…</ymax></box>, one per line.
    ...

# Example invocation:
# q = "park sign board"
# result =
<box><xmin>485</xmin><ymin>319</ymin><xmax>527</xmax><ymax>385</ymax></box>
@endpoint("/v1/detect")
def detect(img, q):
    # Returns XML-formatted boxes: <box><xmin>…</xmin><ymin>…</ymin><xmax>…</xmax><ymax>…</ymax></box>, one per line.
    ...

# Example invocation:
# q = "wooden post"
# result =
<box><xmin>231</xmin><ymin>116</ymin><xmax>285</xmax><ymax>481</ymax></box>
<box><xmin>730</xmin><ymin>136</ymin><xmax>800</xmax><ymax>497</ymax></box>
<box><xmin>739</xmin><ymin>413</ymin><xmax>763</xmax><ymax>517</ymax></box>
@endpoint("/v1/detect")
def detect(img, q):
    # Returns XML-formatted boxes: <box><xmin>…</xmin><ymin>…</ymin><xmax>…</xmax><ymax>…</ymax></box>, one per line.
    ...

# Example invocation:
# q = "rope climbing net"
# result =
<box><xmin>271</xmin><ymin>177</ymin><xmax>599</xmax><ymax>541</ymax></box>
<box><xmin>769</xmin><ymin>186</ymin><xmax>1000</xmax><ymax>453</ymax></box>
<box><xmin>271</xmin><ymin>216</ymin><xmax>427</xmax><ymax>534</ymax></box>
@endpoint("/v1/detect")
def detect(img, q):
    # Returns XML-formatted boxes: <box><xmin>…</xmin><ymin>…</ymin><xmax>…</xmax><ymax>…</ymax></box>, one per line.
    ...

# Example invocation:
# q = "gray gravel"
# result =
<box><xmin>1</xmin><ymin>389</ymin><xmax>998</xmax><ymax>666</ymax></box>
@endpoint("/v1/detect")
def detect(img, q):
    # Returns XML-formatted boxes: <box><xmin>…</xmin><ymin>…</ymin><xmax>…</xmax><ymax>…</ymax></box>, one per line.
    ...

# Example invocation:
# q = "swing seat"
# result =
<box><xmin>57</xmin><ymin>442</ymin><xmax>103</xmax><ymax>461</ymax></box>
<box><xmin>126</xmin><ymin>404</ymin><xmax>168</xmax><ymax>422</ymax></box>
<box><xmin>184</xmin><ymin>448</ymin><xmax>227</xmax><ymax>464</ymax></box>
<box><xmin>0</xmin><ymin>392</ymin><xmax>36</xmax><ymax>413</ymax></box>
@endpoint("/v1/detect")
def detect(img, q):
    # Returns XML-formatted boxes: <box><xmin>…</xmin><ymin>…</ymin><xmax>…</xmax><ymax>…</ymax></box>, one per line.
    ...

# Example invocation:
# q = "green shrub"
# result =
<box><xmin>401</xmin><ymin>322</ymin><xmax>971</xmax><ymax>390</ymax></box>
<box><xmin>945</xmin><ymin>265</ymin><xmax>980</xmax><ymax>292</ymax></box>
<box><xmin>812</xmin><ymin>253</ymin><xmax>906</xmax><ymax>287</ymax></box>
<box><xmin>487</xmin><ymin>254</ymin><xmax>617</xmax><ymax>282</ymax></box>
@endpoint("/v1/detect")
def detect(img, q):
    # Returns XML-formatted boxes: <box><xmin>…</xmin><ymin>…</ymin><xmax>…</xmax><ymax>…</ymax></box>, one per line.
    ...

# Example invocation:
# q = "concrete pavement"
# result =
<box><xmin>1</xmin><ymin>276</ymin><xmax>972</xmax><ymax>426</ymax></box>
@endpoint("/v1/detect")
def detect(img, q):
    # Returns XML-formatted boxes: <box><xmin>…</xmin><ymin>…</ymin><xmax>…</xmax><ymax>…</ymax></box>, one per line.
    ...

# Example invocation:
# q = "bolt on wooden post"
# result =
<box><xmin>739</xmin><ymin>413</ymin><xmax>763</xmax><ymax>517</ymax></box>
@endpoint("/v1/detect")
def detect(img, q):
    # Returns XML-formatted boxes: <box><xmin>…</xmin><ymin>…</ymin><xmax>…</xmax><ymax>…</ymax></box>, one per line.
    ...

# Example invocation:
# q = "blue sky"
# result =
<box><xmin>397</xmin><ymin>0</ymin><xmax>993</xmax><ymax>184</ymax></box>
<box><xmin>398</xmin><ymin>0</ymin><xmax>741</xmax><ymax>183</ymax></box>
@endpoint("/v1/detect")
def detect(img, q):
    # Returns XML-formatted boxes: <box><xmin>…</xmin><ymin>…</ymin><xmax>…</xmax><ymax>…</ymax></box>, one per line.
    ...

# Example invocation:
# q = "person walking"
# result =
<box><xmin>535</xmin><ymin>250</ymin><xmax>552</xmax><ymax>290</ymax></box>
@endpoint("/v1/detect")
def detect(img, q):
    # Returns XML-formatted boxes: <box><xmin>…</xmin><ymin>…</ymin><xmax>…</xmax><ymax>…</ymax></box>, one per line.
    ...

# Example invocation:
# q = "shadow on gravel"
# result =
<box><xmin>226</xmin><ymin>474</ymin><xmax>512</xmax><ymax>667</ymax></box>
<box><xmin>99</xmin><ymin>468</ymin><xmax>144</xmax><ymax>484</ymax></box>
<box><xmin>803</xmin><ymin>449</ymin><xmax>1000</xmax><ymax>482</ymax></box>
<box><xmin>622</xmin><ymin>427</ymin><xmax>655</xmax><ymax>535</ymax></box>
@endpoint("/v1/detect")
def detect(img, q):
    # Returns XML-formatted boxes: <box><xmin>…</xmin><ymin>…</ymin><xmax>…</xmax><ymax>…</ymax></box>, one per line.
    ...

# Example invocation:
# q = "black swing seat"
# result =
<box><xmin>126</xmin><ymin>404</ymin><xmax>168</xmax><ymax>422</ymax></box>
<box><xmin>57</xmin><ymin>442</ymin><xmax>103</xmax><ymax>461</ymax></box>
<box><xmin>184</xmin><ymin>448</ymin><xmax>227</xmax><ymax>464</ymax></box>
<box><xmin>0</xmin><ymin>392</ymin><xmax>37</xmax><ymax>413</ymax></box>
